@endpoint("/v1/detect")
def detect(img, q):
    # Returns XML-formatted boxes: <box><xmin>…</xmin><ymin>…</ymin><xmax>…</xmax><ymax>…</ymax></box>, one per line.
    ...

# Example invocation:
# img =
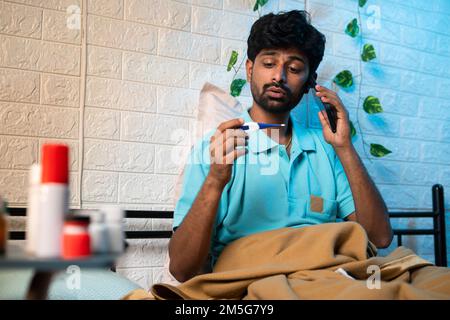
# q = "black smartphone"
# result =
<box><xmin>310</xmin><ymin>80</ymin><xmax>337</xmax><ymax>133</ymax></box>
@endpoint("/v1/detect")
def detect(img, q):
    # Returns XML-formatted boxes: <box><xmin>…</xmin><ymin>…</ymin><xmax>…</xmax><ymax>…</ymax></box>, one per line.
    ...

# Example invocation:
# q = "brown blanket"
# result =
<box><xmin>124</xmin><ymin>222</ymin><xmax>450</xmax><ymax>300</ymax></box>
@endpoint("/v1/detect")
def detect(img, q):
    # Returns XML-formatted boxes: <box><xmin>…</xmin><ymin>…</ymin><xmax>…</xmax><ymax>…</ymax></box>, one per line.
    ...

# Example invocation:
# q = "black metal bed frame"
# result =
<box><xmin>7</xmin><ymin>184</ymin><xmax>447</xmax><ymax>267</ymax></box>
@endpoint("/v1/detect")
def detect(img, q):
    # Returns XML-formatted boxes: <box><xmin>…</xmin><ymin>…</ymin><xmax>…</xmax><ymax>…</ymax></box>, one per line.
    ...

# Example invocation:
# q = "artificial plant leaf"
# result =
<box><xmin>363</xmin><ymin>96</ymin><xmax>383</xmax><ymax>114</ymax></box>
<box><xmin>361</xmin><ymin>43</ymin><xmax>376</xmax><ymax>62</ymax></box>
<box><xmin>253</xmin><ymin>0</ymin><xmax>269</xmax><ymax>11</ymax></box>
<box><xmin>345</xmin><ymin>18</ymin><xmax>359</xmax><ymax>38</ymax></box>
<box><xmin>230</xmin><ymin>79</ymin><xmax>246</xmax><ymax>97</ymax></box>
<box><xmin>370</xmin><ymin>144</ymin><xmax>392</xmax><ymax>157</ymax></box>
<box><xmin>227</xmin><ymin>50</ymin><xmax>238</xmax><ymax>72</ymax></box>
<box><xmin>333</xmin><ymin>70</ymin><xmax>353</xmax><ymax>88</ymax></box>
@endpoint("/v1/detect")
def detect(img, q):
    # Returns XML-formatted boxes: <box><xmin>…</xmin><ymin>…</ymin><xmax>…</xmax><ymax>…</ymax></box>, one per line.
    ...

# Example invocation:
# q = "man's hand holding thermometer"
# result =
<box><xmin>207</xmin><ymin>119</ymin><xmax>284</xmax><ymax>189</ymax></box>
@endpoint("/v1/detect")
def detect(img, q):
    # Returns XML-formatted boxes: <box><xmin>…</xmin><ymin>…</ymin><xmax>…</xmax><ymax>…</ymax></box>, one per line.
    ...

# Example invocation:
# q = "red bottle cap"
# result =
<box><xmin>41</xmin><ymin>144</ymin><xmax>69</xmax><ymax>184</ymax></box>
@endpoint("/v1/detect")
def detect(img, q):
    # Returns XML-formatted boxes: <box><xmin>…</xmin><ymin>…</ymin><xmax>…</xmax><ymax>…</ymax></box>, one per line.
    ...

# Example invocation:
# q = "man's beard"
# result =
<box><xmin>250</xmin><ymin>80</ymin><xmax>303</xmax><ymax>114</ymax></box>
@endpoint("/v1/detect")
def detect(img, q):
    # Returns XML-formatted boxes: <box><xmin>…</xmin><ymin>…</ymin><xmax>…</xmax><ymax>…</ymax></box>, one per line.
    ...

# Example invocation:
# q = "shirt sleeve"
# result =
<box><xmin>172</xmin><ymin>138</ymin><xmax>210</xmax><ymax>231</ymax></box>
<box><xmin>334</xmin><ymin>154</ymin><xmax>355</xmax><ymax>220</ymax></box>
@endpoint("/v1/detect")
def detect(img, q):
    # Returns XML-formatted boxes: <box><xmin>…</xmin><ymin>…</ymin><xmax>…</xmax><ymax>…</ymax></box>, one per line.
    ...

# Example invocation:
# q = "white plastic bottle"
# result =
<box><xmin>88</xmin><ymin>211</ymin><xmax>109</xmax><ymax>254</ymax></box>
<box><xmin>26</xmin><ymin>164</ymin><xmax>41</xmax><ymax>254</ymax></box>
<box><xmin>101</xmin><ymin>205</ymin><xmax>125</xmax><ymax>254</ymax></box>
<box><xmin>36</xmin><ymin>144</ymin><xmax>69</xmax><ymax>258</ymax></box>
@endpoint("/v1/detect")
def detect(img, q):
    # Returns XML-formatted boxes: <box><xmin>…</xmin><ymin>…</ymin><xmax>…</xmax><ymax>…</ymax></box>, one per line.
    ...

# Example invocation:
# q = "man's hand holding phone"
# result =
<box><xmin>314</xmin><ymin>84</ymin><xmax>352</xmax><ymax>150</ymax></box>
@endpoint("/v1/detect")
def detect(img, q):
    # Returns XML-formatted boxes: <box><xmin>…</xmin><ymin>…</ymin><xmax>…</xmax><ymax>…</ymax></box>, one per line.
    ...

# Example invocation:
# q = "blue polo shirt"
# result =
<box><xmin>173</xmin><ymin>107</ymin><xmax>355</xmax><ymax>265</ymax></box>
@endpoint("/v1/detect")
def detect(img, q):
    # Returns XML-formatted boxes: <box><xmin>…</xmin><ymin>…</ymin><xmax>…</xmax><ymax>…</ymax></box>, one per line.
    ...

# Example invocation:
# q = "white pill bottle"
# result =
<box><xmin>36</xmin><ymin>144</ymin><xmax>69</xmax><ymax>258</ymax></box>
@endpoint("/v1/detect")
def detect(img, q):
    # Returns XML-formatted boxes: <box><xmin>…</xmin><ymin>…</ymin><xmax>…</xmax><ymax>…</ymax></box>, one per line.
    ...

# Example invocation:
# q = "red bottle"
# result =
<box><xmin>62</xmin><ymin>216</ymin><xmax>91</xmax><ymax>259</ymax></box>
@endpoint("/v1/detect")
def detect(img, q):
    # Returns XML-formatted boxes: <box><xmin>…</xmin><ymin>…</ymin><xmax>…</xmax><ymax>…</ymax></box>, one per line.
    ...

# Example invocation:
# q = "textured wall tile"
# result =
<box><xmin>157</xmin><ymin>86</ymin><xmax>197</xmax><ymax>117</ymax></box>
<box><xmin>43</xmin><ymin>9</ymin><xmax>81</xmax><ymax>44</ymax></box>
<box><xmin>84</xmin><ymin>139</ymin><xmax>155</xmax><ymax>173</ymax></box>
<box><xmin>85</xmin><ymin>76</ymin><xmax>157</xmax><ymax>112</ymax></box>
<box><xmin>123</xmin><ymin>52</ymin><xmax>189</xmax><ymax>87</ymax></box>
<box><xmin>0</xmin><ymin>136</ymin><xmax>38</xmax><ymax>169</ymax></box>
<box><xmin>0</xmin><ymin>1</ymin><xmax>42</xmax><ymax>39</ymax></box>
<box><xmin>0</xmin><ymin>35</ymin><xmax>80</xmax><ymax>75</ymax></box>
<box><xmin>0</xmin><ymin>68</ymin><xmax>40</xmax><ymax>103</ymax></box>
<box><xmin>82</xmin><ymin>170</ymin><xmax>118</xmax><ymax>202</ymax></box>
<box><xmin>41</xmin><ymin>74</ymin><xmax>80</xmax><ymax>107</ymax></box>
<box><xmin>158</xmin><ymin>28</ymin><xmax>221</xmax><ymax>64</ymax></box>
<box><xmin>88</xmin><ymin>15</ymin><xmax>157</xmax><ymax>54</ymax></box>
<box><xmin>84</xmin><ymin>107</ymin><xmax>120</xmax><ymax>140</ymax></box>
<box><xmin>87</xmin><ymin>0</ymin><xmax>123</xmax><ymax>19</ymax></box>
<box><xmin>119</xmin><ymin>173</ymin><xmax>176</xmax><ymax>204</ymax></box>
<box><xmin>87</xmin><ymin>45</ymin><xmax>122</xmax><ymax>79</ymax></box>
<box><xmin>121</xmin><ymin>113</ymin><xmax>190</xmax><ymax>145</ymax></box>
<box><xmin>6</xmin><ymin>0</ymin><xmax>82</xmax><ymax>11</ymax></box>
<box><xmin>125</xmin><ymin>0</ymin><xmax>190</xmax><ymax>31</ymax></box>
<box><xmin>0</xmin><ymin>102</ymin><xmax>78</xmax><ymax>139</ymax></box>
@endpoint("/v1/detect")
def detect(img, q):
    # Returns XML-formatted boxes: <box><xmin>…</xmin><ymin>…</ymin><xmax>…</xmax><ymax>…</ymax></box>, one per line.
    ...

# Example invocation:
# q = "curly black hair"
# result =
<box><xmin>247</xmin><ymin>10</ymin><xmax>326</xmax><ymax>77</ymax></box>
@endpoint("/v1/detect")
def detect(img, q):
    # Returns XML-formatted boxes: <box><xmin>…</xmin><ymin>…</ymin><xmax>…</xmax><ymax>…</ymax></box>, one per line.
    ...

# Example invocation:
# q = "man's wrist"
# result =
<box><xmin>205</xmin><ymin>174</ymin><xmax>227</xmax><ymax>192</ymax></box>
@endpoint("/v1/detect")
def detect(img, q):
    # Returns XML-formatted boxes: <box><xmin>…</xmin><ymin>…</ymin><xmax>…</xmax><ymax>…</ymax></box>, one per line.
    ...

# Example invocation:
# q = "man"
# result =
<box><xmin>169</xmin><ymin>10</ymin><xmax>393</xmax><ymax>283</ymax></box>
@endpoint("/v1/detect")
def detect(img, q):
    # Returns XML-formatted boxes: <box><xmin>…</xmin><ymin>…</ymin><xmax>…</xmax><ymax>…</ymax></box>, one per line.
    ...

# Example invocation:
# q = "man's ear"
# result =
<box><xmin>245</xmin><ymin>59</ymin><xmax>253</xmax><ymax>82</ymax></box>
<box><xmin>303</xmin><ymin>71</ymin><xmax>318</xmax><ymax>93</ymax></box>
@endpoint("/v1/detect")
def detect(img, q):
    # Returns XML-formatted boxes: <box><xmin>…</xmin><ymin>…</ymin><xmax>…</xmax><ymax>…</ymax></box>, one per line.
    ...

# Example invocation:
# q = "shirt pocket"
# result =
<box><xmin>304</xmin><ymin>196</ymin><xmax>338</xmax><ymax>224</ymax></box>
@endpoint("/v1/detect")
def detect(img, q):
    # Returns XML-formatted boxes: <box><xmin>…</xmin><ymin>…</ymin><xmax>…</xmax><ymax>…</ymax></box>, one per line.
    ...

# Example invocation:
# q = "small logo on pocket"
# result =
<box><xmin>310</xmin><ymin>195</ymin><xmax>324</xmax><ymax>213</ymax></box>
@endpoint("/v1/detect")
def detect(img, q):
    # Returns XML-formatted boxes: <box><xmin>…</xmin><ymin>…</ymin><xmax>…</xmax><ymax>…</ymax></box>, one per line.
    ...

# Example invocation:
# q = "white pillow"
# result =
<box><xmin>173</xmin><ymin>82</ymin><xmax>244</xmax><ymax>206</ymax></box>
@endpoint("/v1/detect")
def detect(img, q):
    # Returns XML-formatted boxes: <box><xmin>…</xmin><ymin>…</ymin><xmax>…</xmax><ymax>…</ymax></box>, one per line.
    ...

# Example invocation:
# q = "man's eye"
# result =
<box><xmin>289</xmin><ymin>67</ymin><xmax>301</xmax><ymax>73</ymax></box>
<box><xmin>264</xmin><ymin>63</ymin><xmax>274</xmax><ymax>67</ymax></box>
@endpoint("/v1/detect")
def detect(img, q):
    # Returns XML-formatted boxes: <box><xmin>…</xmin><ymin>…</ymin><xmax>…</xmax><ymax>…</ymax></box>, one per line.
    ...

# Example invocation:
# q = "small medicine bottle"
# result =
<box><xmin>88</xmin><ymin>211</ymin><xmax>109</xmax><ymax>254</ymax></box>
<box><xmin>62</xmin><ymin>215</ymin><xmax>91</xmax><ymax>259</ymax></box>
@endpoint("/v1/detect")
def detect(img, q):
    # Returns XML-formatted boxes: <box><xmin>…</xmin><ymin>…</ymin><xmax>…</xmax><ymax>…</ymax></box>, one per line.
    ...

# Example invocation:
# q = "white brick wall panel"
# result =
<box><xmin>85</xmin><ymin>76</ymin><xmax>157</xmax><ymax>112</ymax></box>
<box><xmin>123</xmin><ymin>52</ymin><xmax>189</xmax><ymax>87</ymax></box>
<box><xmin>87</xmin><ymin>15</ymin><xmax>157</xmax><ymax>54</ymax></box>
<box><xmin>0</xmin><ymin>35</ymin><xmax>80</xmax><ymax>75</ymax></box>
<box><xmin>87</xmin><ymin>45</ymin><xmax>122</xmax><ymax>79</ymax></box>
<box><xmin>118</xmin><ymin>173</ymin><xmax>176</xmax><ymax>204</ymax></box>
<box><xmin>192</xmin><ymin>6</ymin><xmax>254</xmax><ymax>41</ymax></box>
<box><xmin>0</xmin><ymin>102</ymin><xmax>78</xmax><ymax>139</ymax></box>
<box><xmin>156</xmin><ymin>86</ymin><xmax>197</xmax><ymax>117</ymax></box>
<box><xmin>0</xmin><ymin>136</ymin><xmax>38</xmax><ymax>169</ymax></box>
<box><xmin>121</xmin><ymin>112</ymin><xmax>190</xmax><ymax>145</ymax></box>
<box><xmin>84</xmin><ymin>107</ymin><xmax>120</xmax><ymax>140</ymax></box>
<box><xmin>189</xmin><ymin>61</ymin><xmax>235</xmax><ymax>90</ymax></box>
<box><xmin>42</xmin><ymin>9</ymin><xmax>81</xmax><ymax>44</ymax></box>
<box><xmin>125</xmin><ymin>0</ymin><xmax>191</xmax><ymax>31</ymax></box>
<box><xmin>84</xmin><ymin>139</ymin><xmax>155</xmax><ymax>173</ymax></box>
<box><xmin>400</xmin><ymin>118</ymin><xmax>445</xmax><ymax>141</ymax></box>
<box><xmin>193</xmin><ymin>0</ymin><xmax>222</xmax><ymax>9</ymax></box>
<box><xmin>6</xmin><ymin>0</ymin><xmax>82</xmax><ymax>11</ymax></box>
<box><xmin>0</xmin><ymin>68</ymin><xmax>40</xmax><ymax>103</ymax></box>
<box><xmin>41</xmin><ymin>74</ymin><xmax>80</xmax><ymax>107</ymax></box>
<box><xmin>87</xmin><ymin>0</ymin><xmax>123</xmax><ymax>19</ymax></box>
<box><xmin>158</xmin><ymin>28</ymin><xmax>221</xmax><ymax>64</ymax></box>
<box><xmin>154</xmin><ymin>145</ymin><xmax>189</xmax><ymax>175</ymax></box>
<box><xmin>0</xmin><ymin>1</ymin><xmax>42</xmax><ymax>39</ymax></box>
<box><xmin>0</xmin><ymin>169</ymin><xmax>28</xmax><ymax>203</ymax></box>
<box><xmin>420</xmin><ymin>142</ymin><xmax>450</xmax><ymax>165</ymax></box>
<box><xmin>82</xmin><ymin>170</ymin><xmax>118</xmax><ymax>202</ymax></box>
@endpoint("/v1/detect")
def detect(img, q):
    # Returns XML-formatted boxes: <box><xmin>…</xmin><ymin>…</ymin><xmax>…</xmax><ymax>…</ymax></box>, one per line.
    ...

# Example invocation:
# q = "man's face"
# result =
<box><xmin>246</xmin><ymin>47</ymin><xmax>310</xmax><ymax>114</ymax></box>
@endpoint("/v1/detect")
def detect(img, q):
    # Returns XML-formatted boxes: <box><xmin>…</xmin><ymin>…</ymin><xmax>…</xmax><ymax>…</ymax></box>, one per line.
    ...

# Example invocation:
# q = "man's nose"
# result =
<box><xmin>272</xmin><ymin>65</ymin><xmax>287</xmax><ymax>84</ymax></box>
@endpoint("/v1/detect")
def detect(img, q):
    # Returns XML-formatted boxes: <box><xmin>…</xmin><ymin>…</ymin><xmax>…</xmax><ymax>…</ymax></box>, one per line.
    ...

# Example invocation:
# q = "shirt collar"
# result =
<box><xmin>241</xmin><ymin>107</ymin><xmax>316</xmax><ymax>154</ymax></box>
